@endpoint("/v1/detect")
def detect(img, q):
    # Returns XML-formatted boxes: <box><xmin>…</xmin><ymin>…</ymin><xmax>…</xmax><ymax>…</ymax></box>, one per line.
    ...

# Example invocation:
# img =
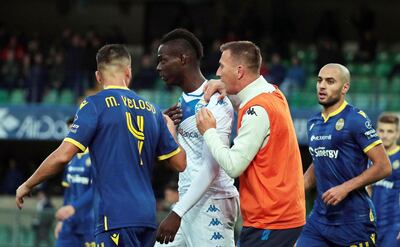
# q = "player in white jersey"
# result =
<box><xmin>155</xmin><ymin>28</ymin><xmax>239</xmax><ymax>247</ymax></box>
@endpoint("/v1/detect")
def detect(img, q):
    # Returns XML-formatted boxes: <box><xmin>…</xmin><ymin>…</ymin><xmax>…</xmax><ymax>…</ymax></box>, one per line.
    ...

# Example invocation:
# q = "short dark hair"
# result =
<box><xmin>160</xmin><ymin>28</ymin><xmax>204</xmax><ymax>60</ymax></box>
<box><xmin>220</xmin><ymin>41</ymin><xmax>262</xmax><ymax>73</ymax></box>
<box><xmin>379</xmin><ymin>114</ymin><xmax>399</xmax><ymax>128</ymax></box>
<box><xmin>96</xmin><ymin>44</ymin><xmax>131</xmax><ymax>71</ymax></box>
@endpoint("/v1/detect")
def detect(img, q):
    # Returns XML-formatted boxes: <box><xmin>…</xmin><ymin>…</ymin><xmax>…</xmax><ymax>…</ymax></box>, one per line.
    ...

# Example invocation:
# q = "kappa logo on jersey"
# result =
<box><xmin>206</xmin><ymin>204</ymin><xmax>220</xmax><ymax>213</ymax></box>
<box><xmin>209</xmin><ymin>218</ymin><xmax>223</xmax><ymax>226</ymax></box>
<box><xmin>111</xmin><ymin>233</ymin><xmax>119</xmax><ymax>246</ymax></box>
<box><xmin>210</xmin><ymin>232</ymin><xmax>224</xmax><ymax>240</ymax></box>
<box><xmin>335</xmin><ymin>118</ymin><xmax>344</xmax><ymax>131</ymax></box>
<box><xmin>246</xmin><ymin>107</ymin><xmax>257</xmax><ymax>116</ymax></box>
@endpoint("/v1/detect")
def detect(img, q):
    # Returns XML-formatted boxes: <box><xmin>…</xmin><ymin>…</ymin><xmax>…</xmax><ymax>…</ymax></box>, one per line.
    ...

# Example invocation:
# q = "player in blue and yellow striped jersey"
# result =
<box><xmin>54</xmin><ymin>118</ymin><xmax>95</xmax><ymax>246</ymax></box>
<box><xmin>297</xmin><ymin>63</ymin><xmax>392</xmax><ymax>247</ymax></box>
<box><xmin>371</xmin><ymin>114</ymin><xmax>400</xmax><ymax>246</ymax></box>
<box><xmin>16</xmin><ymin>44</ymin><xmax>186</xmax><ymax>247</ymax></box>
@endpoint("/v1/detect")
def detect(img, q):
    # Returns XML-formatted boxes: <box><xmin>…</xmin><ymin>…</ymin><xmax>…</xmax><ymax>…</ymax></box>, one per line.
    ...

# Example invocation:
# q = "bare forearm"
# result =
<box><xmin>25</xmin><ymin>151</ymin><xmax>70</xmax><ymax>188</ymax></box>
<box><xmin>342</xmin><ymin>163</ymin><xmax>390</xmax><ymax>193</ymax></box>
<box><xmin>304</xmin><ymin>163</ymin><xmax>316</xmax><ymax>191</ymax></box>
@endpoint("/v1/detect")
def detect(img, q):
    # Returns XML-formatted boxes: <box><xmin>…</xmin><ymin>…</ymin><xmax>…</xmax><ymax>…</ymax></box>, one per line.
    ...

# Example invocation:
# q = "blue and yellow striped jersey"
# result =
<box><xmin>65</xmin><ymin>86</ymin><xmax>180</xmax><ymax>234</ymax></box>
<box><xmin>308</xmin><ymin>101</ymin><xmax>381</xmax><ymax>224</ymax></box>
<box><xmin>61</xmin><ymin>151</ymin><xmax>94</xmax><ymax>234</ymax></box>
<box><xmin>372</xmin><ymin>146</ymin><xmax>400</xmax><ymax>230</ymax></box>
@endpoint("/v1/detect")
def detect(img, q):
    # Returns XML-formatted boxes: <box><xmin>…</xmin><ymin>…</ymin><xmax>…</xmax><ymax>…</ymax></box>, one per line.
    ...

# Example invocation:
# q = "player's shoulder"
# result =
<box><xmin>346</xmin><ymin>104</ymin><xmax>371</xmax><ymax>122</ymax></box>
<box><xmin>308</xmin><ymin>111</ymin><xmax>321</xmax><ymax>123</ymax></box>
<box><xmin>207</xmin><ymin>93</ymin><xmax>233</xmax><ymax>109</ymax></box>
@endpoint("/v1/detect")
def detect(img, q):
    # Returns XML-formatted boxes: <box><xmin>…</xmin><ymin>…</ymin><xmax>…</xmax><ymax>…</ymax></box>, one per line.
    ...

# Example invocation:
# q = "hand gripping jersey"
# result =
<box><xmin>177</xmin><ymin>82</ymin><xmax>238</xmax><ymax>199</ymax></box>
<box><xmin>65</xmin><ymin>86</ymin><xmax>180</xmax><ymax>234</ymax></box>
<box><xmin>308</xmin><ymin>101</ymin><xmax>382</xmax><ymax>225</ymax></box>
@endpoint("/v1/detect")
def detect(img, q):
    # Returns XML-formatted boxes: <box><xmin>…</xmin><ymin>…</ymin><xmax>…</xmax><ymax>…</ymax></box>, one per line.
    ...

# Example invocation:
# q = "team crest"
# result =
<box><xmin>365</xmin><ymin>120</ymin><xmax>372</xmax><ymax>129</ymax></box>
<box><xmin>195</xmin><ymin>99</ymin><xmax>208</xmax><ymax>113</ymax></box>
<box><xmin>335</xmin><ymin>118</ymin><xmax>345</xmax><ymax>131</ymax></box>
<box><xmin>393</xmin><ymin>160</ymin><xmax>400</xmax><ymax>170</ymax></box>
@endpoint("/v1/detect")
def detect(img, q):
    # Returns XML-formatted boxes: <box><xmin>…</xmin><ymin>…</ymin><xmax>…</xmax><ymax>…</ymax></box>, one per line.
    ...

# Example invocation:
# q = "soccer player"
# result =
<box><xmin>371</xmin><ymin>114</ymin><xmax>400</xmax><ymax>246</ymax></box>
<box><xmin>297</xmin><ymin>63</ymin><xmax>392</xmax><ymax>247</ymax></box>
<box><xmin>16</xmin><ymin>44</ymin><xmax>187</xmax><ymax>247</ymax></box>
<box><xmin>54</xmin><ymin>117</ymin><xmax>95</xmax><ymax>246</ymax></box>
<box><xmin>196</xmin><ymin>41</ymin><xmax>305</xmax><ymax>247</ymax></box>
<box><xmin>154</xmin><ymin>28</ymin><xmax>239</xmax><ymax>247</ymax></box>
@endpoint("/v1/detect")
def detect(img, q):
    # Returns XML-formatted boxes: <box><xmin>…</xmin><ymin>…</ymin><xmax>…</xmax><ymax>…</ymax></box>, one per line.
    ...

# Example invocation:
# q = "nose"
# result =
<box><xmin>156</xmin><ymin>63</ymin><xmax>161</xmax><ymax>72</ymax></box>
<box><xmin>216</xmin><ymin>67</ymin><xmax>221</xmax><ymax>77</ymax></box>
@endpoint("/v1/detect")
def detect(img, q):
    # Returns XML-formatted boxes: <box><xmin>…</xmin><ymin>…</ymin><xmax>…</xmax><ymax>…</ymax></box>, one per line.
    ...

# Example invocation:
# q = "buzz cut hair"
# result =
<box><xmin>378</xmin><ymin>113</ymin><xmax>399</xmax><ymax>129</ymax></box>
<box><xmin>220</xmin><ymin>41</ymin><xmax>262</xmax><ymax>73</ymax></box>
<box><xmin>160</xmin><ymin>28</ymin><xmax>204</xmax><ymax>61</ymax></box>
<box><xmin>96</xmin><ymin>44</ymin><xmax>131</xmax><ymax>71</ymax></box>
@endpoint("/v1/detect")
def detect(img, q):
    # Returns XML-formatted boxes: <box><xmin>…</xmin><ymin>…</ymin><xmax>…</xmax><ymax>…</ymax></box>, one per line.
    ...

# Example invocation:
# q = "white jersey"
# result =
<box><xmin>177</xmin><ymin>82</ymin><xmax>238</xmax><ymax>199</ymax></box>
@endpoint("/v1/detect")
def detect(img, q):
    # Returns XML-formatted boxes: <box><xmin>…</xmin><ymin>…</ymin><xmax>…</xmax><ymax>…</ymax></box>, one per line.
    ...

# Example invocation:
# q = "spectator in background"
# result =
<box><xmin>315</xmin><ymin>38</ymin><xmax>344</xmax><ymax>72</ymax></box>
<box><xmin>0</xmin><ymin>50</ymin><xmax>19</xmax><ymax>89</ymax></box>
<box><xmin>281</xmin><ymin>55</ymin><xmax>306</xmax><ymax>95</ymax></box>
<box><xmin>131</xmin><ymin>54</ymin><xmax>157</xmax><ymax>90</ymax></box>
<box><xmin>265</xmin><ymin>52</ymin><xmax>286</xmax><ymax>86</ymax></box>
<box><xmin>26</xmin><ymin>52</ymin><xmax>47</xmax><ymax>102</ymax></box>
<box><xmin>352</xmin><ymin>5</ymin><xmax>377</xmax><ymax>63</ymax></box>
<box><xmin>203</xmin><ymin>39</ymin><xmax>222</xmax><ymax>77</ymax></box>
<box><xmin>1</xmin><ymin>158</ymin><xmax>24</xmax><ymax>195</ymax></box>
<box><xmin>0</xmin><ymin>35</ymin><xmax>25</xmax><ymax>62</ymax></box>
<box><xmin>64</xmin><ymin>33</ymin><xmax>84</xmax><ymax>96</ymax></box>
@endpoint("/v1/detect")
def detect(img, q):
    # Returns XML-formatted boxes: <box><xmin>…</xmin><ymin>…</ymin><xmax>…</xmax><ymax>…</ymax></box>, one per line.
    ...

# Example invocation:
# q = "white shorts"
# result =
<box><xmin>155</xmin><ymin>193</ymin><xmax>239</xmax><ymax>247</ymax></box>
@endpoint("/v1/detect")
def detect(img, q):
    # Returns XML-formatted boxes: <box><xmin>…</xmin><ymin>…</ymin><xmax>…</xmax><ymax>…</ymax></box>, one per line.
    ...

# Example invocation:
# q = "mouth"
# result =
<box><xmin>318</xmin><ymin>92</ymin><xmax>327</xmax><ymax>101</ymax></box>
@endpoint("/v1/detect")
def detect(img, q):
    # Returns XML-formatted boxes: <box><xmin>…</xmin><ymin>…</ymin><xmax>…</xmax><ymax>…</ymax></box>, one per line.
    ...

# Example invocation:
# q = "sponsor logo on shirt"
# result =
<box><xmin>66</xmin><ymin>174</ymin><xmax>90</xmax><ymax>185</ymax></box>
<box><xmin>309</xmin><ymin>146</ymin><xmax>339</xmax><ymax>159</ymax></box>
<box><xmin>310</xmin><ymin>135</ymin><xmax>332</xmax><ymax>142</ymax></box>
<box><xmin>364</xmin><ymin>129</ymin><xmax>378</xmax><ymax>139</ymax></box>
<box><xmin>178</xmin><ymin>128</ymin><xmax>199</xmax><ymax>139</ymax></box>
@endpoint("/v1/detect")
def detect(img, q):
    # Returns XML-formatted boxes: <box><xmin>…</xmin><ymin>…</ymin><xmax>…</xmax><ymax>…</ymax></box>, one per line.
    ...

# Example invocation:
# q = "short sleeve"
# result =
<box><xmin>350</xmin><ymin>110</ymin><xmax>382</xmax><ymax>153</ymax></box>
<box><xmin>65</xmin><ymin>98</ymin><xmax>98</xmax><ymax>152</ymax></box>
<box><xmin>155</xmin><ymin>111</ymin><xmax>180</xmax><ymax>160</ymax></box>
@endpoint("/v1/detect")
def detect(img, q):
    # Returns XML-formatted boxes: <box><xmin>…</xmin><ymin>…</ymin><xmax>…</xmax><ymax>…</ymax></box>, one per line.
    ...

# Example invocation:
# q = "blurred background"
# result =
<box><xmin>0</xmin><ymin>0</ymin><xmax>399</xmax><ymax>246</ymax></box>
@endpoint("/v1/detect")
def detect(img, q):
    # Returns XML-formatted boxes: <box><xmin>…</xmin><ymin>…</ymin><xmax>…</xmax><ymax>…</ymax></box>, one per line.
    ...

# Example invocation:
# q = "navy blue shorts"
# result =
<box><xmin>96</xmin><ymin>227</ymin><xmax>156</xmax><ymax>247</ymax></box>
<box><xmin>56</xmin><ymin>223</ymin><xmax>94</xmax><ymax>247</ymax></box>
<box><xmin>238</xmin><ymin>226</ymin><xmax>303</xmax><ymax>247</ymax></box>
<box><xmin>296</xmin><ymin>214</ymin><xmax>376</xmax><ymax>247</ymax></box>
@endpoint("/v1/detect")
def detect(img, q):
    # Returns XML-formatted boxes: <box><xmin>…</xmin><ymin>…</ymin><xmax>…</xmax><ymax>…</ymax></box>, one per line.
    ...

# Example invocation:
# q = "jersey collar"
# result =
<box><xmin>104</xmin><ymin>85</ymin><xmax>129</xmax><ymax>90</ymax></box>
<box><xmin>387</xmin><ymin>146</ymin><xmax>400</xmax><ymax>156</ymax></box>
<box><xmin>321</xmin><ymin>101</ymin><xmax>348</xmax><ymax>123</ymax></box>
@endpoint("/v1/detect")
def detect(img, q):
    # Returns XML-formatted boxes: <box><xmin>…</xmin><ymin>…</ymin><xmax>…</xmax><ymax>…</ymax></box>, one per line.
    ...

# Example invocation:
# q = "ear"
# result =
<box><xmin>95</xmin><ymin>71</ymin><xmax>102</xmax><ymax>84</ymax></box>
<box><xmin>237</xmin><ymin>65</ymin><xmax>245</xmax><ymax>80</ymax></box>
<box><xmin>180</xmin><ymin>54</ymin><xmax>187</xmax><ymax>65</ymax></box>
<box><xmin>342</xmin><ymin>82</ymin><xmax>350</xmax><ymax>94</ymax></box>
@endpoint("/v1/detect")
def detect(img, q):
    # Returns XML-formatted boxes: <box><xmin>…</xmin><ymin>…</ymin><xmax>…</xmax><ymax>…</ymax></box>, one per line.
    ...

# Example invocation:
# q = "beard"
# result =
<box><xmin>318</xmin><ymin>95</ymin><xmax>341</xmax><ymax>108</ymax></box>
